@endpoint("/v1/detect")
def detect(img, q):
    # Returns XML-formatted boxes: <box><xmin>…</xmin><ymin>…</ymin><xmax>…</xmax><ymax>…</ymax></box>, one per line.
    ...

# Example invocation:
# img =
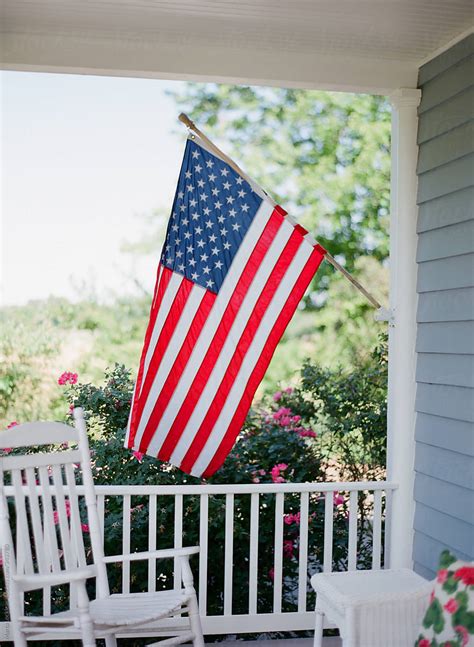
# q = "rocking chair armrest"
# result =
<box><xmin>103</xmin><ymin>546</ymin><xmax>200</xmax><ymax>564</ymax></box>
<box><xmin>12</xmin><ymin>565</ymin><xmax>97</xmax><ymax>592</ymax></box>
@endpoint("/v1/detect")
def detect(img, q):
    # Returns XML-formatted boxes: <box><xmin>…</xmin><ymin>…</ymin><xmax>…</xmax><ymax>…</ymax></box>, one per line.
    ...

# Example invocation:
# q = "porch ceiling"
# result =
<box><xmin>1</xmin><ymin>1</ymin><xmax>473</xmax><ymax>93</ymax></box>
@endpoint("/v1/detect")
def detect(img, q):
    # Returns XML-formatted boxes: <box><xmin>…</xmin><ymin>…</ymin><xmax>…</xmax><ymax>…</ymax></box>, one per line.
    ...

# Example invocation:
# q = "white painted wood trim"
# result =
<box><xmin>0</xmin><ymin>32</ymin><xmax>418</xmax><ymax>94</ymax></box>
<box><xmin>417</xmin><ymin>26</ymin><xmax>474</xmax><ymax>67</ymax></box>
<box><xmin>386</xmin><ymin>87</ymin><xmax>421</xmax><ymax>570</ymax></box>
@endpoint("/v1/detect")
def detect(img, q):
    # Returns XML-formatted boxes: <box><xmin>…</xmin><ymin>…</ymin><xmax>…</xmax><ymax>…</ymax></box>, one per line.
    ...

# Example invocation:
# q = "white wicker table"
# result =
<box><xmin>311</xmin><ymin>568</ymin><xmax>432</xmax><ymax>647</ymax></box>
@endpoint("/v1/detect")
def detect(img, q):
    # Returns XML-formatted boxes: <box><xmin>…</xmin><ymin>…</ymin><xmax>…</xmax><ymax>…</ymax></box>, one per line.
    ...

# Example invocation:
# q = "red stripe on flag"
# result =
<box><xmin>137</xmin><ymin>287</ymin><xmax>217</xmax><ymax>453</ymax></box>
<box><xmin>156</xmin><ymin>210</ymin><xmax>284</xmax><ymax>462</ymax></box>
<box><xmin>179</xmin><ymin>228</ymin><xmax>304</xmax><ymax>474</ymax></box>
<box><xmin>129</xmin><ymin>276</ymin><xmax>194</xmax><ymax>444</ymax></box>
<box><xmin>128</xmin><ymin>266</ymin><xmax>172</xmax><ymax>445</ymax></box>
<box><xmin>201</xmin><ymin>245</ymin><xmax>325</xmax><ymax>477</ymax></box>
<box><xmin>294</xmin><ymin>224</ymin><xmax>308</xmax><ymax>236</ymax></box>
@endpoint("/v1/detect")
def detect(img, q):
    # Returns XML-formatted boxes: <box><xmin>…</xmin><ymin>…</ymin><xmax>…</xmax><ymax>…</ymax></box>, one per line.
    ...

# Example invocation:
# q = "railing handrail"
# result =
<box><xmin>3</xmin><ymin>480</ymin><xmax>398</xmax><ymax>496</ymax></box>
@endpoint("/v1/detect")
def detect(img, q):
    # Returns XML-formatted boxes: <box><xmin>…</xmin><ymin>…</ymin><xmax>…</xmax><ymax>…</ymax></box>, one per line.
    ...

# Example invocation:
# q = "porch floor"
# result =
<box><xmin>218</xmin><ymin>638</ymin><xmax>341</xmax><ymax>646</ymax></box>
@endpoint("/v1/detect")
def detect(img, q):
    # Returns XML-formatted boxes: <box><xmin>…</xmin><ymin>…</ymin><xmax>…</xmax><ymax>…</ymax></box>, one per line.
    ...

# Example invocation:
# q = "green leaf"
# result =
<box><xmin>439</xmin><ymin>550</ymin><xmax>457</xmax><ymax>569</ymax></box>
<box><xmin>423</xmin><ymin>598</ymin><xmax>445</xmax><ymax>634</ymax></box>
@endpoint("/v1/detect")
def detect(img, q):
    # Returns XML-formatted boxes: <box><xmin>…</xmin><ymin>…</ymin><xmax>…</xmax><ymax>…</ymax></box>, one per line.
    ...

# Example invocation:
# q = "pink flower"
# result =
<box><xmin>284</xmin><ymin>512</ymin><xmax>301</xmax><ymax>525</ymax></box>
<box><xmin>7</xmin><ymin>421</ymin><xmax>19</xmax><ymax>429</ymax></box>
<box><xmin>418</xmin><ymin>640</ymin><xmax>430</xmax><ymax>647</ymax></box>
<box><xmin>68</xmin><ymin>404</ymin><xmax>74</xmax><ymax>414</ymax></box>
<box><xmin>258</xmin><ymin>469</ymin><xmax>266</xmax><ymax>476</ymax></box>
<box><xmin>252</xmin><ymin>477</ymin><xmax>260</xmax><ymax>483</ymax></box>
<box><xmin>53</xmin><ymin>500</ymin><xmax>71</xmax><ymax>525</ymax></box>
<box><xmin>283</xmin><ymin>540</ymin><xmax>294</xmax><ymax>558</ymax></box>
<box><xmin>444</xmin><ymin>598</ymin><xmax>458</xmax><ymax>614</ymax></box>
<box><xmin>298</xmin><ymin>429</ymin><xmax>316</xmax><ymax>438</ymax></box>
<box><xmin>271</xmin><ymin>463</ymin><xmax>288</xmax><ymax>483</ymax></box>
<box><xmin>273</xmin><ymin>407</ymin><xmax>292</xmax><ymax>421</ymax></box>
<box><xmin>285</xmin><ymin>387</ymin><xmax>293</xmax><ymax>394</ymax></box>
<box><xmin>333</xmin><ymin>493</ymin><xmax>345</xmax><ymax>507</ymax></box>
<box><xmin>2</xmin><ymin>447</ymin><xmax>13</xmax><ymax>455</ymax></box>
<box><xmin>453</xmin><ymin>565</ymin><xmax>474</xmax><ymax>586</ymax></box>
<box><xmin>132</xmin><ymin>451</ymin><xmax>144</xmax><ymax>463</ymax></box>
<box><xmin>273</xmin><ymin>391</ymin><xmax>282</xmax><ymax>402</ymax></box>
<box><xmin>455</xmin><ymin>625</ymin><xmax>469</xmax><ymax>647</ymax></box>
<box><xmin>280</xmin><ymin>415</ymin><xmax>293</xmax><ymax>427</ymax></box>
<box><xmin>81</xmin><ymin>523</ymin><xmax>90</xmax><ymax>533</ymax></box>
<box><xmin>58</xmin><ymin>372</ymin><xmax>78</xmax><ymax>386</ymax></box>
<box><xmin>291</xmin><ymin>415</ymin><xmax>301</xmax><ymax>423</ymax></box>
<box><xmin>437</xmin><ymin>568</ymin><xmax>448</xmax><ymax>584</ymax></box>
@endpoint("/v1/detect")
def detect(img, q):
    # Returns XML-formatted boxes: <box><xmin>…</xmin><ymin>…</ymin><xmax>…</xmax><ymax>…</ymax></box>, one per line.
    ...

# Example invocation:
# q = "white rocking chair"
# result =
<box><xmin>0</xmin><ymin>409</ymin><xmax>204</xmax><ymax>647</ymax></box>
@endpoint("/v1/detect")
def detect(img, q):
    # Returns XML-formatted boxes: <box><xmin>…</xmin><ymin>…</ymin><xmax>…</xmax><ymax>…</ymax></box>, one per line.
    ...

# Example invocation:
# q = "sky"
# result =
<box><xmin>1</xmin><ymin>71</ymin><xmax>189</xmax><ymax>305</ymax></box>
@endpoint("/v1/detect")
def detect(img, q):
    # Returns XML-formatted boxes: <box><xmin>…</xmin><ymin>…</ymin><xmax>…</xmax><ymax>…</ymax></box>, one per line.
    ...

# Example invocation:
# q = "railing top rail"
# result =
<box><xmin>3</xmin><ymin>481</ymin><xmax>398</xmax><ymax>496</ymax></box>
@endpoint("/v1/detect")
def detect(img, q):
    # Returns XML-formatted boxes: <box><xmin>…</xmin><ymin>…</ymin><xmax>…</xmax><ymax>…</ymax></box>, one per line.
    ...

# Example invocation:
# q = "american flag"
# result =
<box><xmin>125</xmin><ymin>136</ymin><xmax>325</xmax><ymax>477</ymax></box>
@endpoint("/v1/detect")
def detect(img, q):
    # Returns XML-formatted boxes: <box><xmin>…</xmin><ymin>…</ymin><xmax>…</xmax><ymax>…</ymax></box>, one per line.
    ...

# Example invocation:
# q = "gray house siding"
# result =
<box><xmin>413</xmin><ymin>33</ymin><xmax>474</xmax><ymax>578</ymax></box>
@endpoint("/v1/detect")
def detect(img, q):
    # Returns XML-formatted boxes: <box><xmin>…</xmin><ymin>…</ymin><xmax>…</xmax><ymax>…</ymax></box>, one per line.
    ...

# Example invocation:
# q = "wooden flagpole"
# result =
<box><xmin>178</xmin><ymin>112</ymin><xmax>383</xmax><ymax>311</ymax></box>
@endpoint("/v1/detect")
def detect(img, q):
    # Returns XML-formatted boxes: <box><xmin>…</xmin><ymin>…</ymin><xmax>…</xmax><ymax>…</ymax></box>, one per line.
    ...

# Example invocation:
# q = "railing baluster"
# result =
<box><xmin>122</xmin><ymin>494</ymin><xmax>131</xmax><ymax>593</ymax></box>
<box><xmin>249</xmin><ymin>492</ymin><xmax>259</xmax><ymax>615</ymax></box>
<box><xmin>298</xmin><ymin>491</ymin><xmax>309</xmax><ymax>612</ymax></box>
<box><xmin>199</xmin><ymin>494</ymin><xmax>209</xmax><ymax>615</ymax></box>
<box><xmin>323</xmin><ymin>492</ymin><xmax>334</xmax><ymax>572</ymax></box>
<box><xmin>97</xmin><ymin>494</ymin><xmax>105</xmax><ymax>543</ymax></box>
<box><xmin>224</xmin><ymin>493</ymin><xmax>234</xmax><ymax>615</ymax></box>
<box><xmin>348</xmin><ymin>490</ymin><xmax>358</xmax><ymax>570</ymax></box>
<box><xmin>148</xmin><ymin>494</ymin><xmax>157</xmax><ymax>592</ymax></box>
<box><xmin>372</xmin><ymin>490</ymin><xmax>383</xmax><ymax>569</ymax></box>
<box><xmin>273</xmin><ymin>492</ymin><xmax>284</xmax><ymax>613</ymax></box>
<box><xmin>174</xmin><ymin>493</ymin><xmax>183</xmax><ymax>589</ymax></box>
<box><xmin>384</xmin><ymin>488</ymin><xmax>393</xmax><ymax>568</ymax></box>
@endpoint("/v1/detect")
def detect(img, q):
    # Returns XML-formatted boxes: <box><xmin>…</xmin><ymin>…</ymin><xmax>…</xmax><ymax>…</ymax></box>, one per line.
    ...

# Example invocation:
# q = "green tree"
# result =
<box><xmin>172</xmin><ymin>84</ymin><xmax>391</xmax><ymax>288</ymax></box>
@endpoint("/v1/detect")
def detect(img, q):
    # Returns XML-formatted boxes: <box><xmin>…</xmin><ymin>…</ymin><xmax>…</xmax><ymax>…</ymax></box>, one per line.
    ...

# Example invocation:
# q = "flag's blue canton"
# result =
<box><xmin>161</xmin><ymin>139</ymin><xmax>263</xmax><ymax>293</ymax></box>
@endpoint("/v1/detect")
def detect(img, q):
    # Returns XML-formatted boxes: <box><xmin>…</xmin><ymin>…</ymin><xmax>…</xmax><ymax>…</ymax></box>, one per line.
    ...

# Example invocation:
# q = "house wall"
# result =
<box><xmin>413</xmin><ymin>33</ymin><xmax>474</xmax><ymax>578</ymax></box>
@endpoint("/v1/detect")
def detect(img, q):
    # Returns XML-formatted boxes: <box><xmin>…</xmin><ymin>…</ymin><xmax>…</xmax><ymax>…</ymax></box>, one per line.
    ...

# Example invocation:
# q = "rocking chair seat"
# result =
<box><xmin>21</xmin><ymin>589</ymin><xmax>193</xmax><ymax>630</ymax></box>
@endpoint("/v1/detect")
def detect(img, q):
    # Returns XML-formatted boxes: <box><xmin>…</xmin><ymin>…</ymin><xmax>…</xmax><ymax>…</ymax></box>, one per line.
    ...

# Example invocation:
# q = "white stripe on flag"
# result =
<box><xmin>189</xmin><ymin>242</ymin><xmax>314</xmax><ymax>476</ymax></box>
<box><xmin>144</xmin><ymin>199</ymin><xmax>274</xmax><ymax>457</ymax></box>
<box><xmin>168</xmin><ymin>218</ymin><xmax>295</xmax><ymax>466</ymax></box>
<box><xmin>131</xmin><ymin>282</ymin><xmax>207</xmax><ymax>450</ymax></box>
<box><xmin>139</xmin><ymin>272</ymin><xmax>183</xmax><ymax>395</ymax></box>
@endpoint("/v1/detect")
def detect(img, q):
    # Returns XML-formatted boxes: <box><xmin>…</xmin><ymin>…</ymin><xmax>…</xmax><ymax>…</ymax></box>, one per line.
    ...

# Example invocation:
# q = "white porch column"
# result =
<box><xmin>386</xmin><ymin>88</ymin><xmax>421</xmax><ymax>569</ymax></box>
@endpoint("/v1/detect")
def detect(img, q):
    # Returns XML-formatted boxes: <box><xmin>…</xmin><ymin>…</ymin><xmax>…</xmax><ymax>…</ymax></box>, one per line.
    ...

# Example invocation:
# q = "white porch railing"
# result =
<box><xmin>0</xmin><ymin>481</ymin><xmax>397</xmax><ymax>640</ymax></box>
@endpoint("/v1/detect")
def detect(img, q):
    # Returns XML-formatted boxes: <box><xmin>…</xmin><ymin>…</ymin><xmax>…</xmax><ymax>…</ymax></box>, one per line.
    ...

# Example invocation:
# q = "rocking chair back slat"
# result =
<box><xmin>11</xmin><ymin>469</ymin><xmax>34</xmax><ymax>575</ymax></box>
<box><xmin>51</xmin><ymin>464</ymin><xmax>76</xmax><ymax>571</ymax></box>
<box><xmin>24</xmin><ymin>467</ymin><xmax>49</xmax><ymax>575</ymax></box>
<box><xmin>38</xmin><ymin>465</ymin><xmax>61</xmax><ymax>573</ymax></box>
<box><xmin>65</xmin><ymin>463</ymin><xmax>87</xmax><ymax>569</ymax></box>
